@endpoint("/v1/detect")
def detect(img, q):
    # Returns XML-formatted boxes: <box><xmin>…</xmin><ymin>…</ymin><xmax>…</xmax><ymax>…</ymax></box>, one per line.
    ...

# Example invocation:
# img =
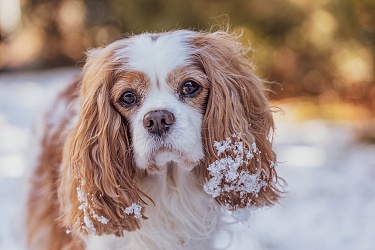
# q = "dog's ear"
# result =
<box><xmin>59</xmin><ymin>41</ymin><xmax>147</xmax><ymax>236</ymax></box>
<box><xmin>195</xmin><ymin>32</ymin><xmax>283</xmax><ymax>210</ymax></box>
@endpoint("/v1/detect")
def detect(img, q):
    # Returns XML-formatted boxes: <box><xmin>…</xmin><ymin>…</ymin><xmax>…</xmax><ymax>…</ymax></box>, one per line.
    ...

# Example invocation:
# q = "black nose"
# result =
<box><xmin>143</xmin><ymin>110</ymin><xmax>175</xmax><ymax>136</ymax></box>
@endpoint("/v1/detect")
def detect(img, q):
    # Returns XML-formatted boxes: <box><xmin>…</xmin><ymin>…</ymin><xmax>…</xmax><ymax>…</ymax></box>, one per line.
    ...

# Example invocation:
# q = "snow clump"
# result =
<box><xmin>204</xmin><ymin>133</ymin><xmax>271</xmax><ymax>222</ymax></box>
<box><xmin>124</xmin><ymin>203</ymin><xmax>143</xmax><ymax>219</ymax></box>
<box><xmin>74</xmin><ymin>180</ymin><xmax>110</xmax><ymax>235</ymax></box>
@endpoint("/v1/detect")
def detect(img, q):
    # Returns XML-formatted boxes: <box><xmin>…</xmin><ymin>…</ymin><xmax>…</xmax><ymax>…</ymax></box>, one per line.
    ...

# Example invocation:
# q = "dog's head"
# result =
<box><xmin>59</xmin><ymin>30</ymin><xmax>282</xmax><ymax>236</ymax></box>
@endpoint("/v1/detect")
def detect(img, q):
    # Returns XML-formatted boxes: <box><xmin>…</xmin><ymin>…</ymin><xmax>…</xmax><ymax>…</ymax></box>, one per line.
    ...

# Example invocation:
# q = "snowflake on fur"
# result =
<box><xmin>124</xmin><ymin>203</ymin><xmax>143</xmax><ymax>219</ymax></box>
<box><xmin>74</xmin><ymin>180</ymin><xmax>109</xmax><ymax>235</ymax></box>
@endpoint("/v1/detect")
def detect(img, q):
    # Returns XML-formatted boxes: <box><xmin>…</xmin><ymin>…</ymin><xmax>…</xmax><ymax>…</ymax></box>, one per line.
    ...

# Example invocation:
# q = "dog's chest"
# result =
<box><xmin>86</xmin><ymin>166</ymin><xmax>220</xmax><ymax>250</ymax></box>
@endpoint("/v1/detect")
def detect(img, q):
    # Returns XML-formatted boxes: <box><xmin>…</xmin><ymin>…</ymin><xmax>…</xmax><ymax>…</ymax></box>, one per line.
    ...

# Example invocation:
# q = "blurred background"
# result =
<box><xmin>0</xmin><ymin>0</ymin><xmax>375</xmax><ymax>249</ymax></box>
<box><xmin>1</xmin><ymin>0</ymin><xmax>375</xmax><ymax>119</ymax></box>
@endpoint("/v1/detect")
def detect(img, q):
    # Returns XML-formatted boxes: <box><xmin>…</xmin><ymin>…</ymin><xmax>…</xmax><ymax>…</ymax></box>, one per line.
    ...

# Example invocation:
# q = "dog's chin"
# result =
<box><xmin>143</xmin><ymin>149</ymin><xmax>199</xmax><ymax>174</ymax></box>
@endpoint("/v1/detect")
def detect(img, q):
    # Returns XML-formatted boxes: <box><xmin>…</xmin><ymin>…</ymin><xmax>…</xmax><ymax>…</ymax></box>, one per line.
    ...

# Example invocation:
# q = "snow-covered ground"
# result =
<box><xmin>1</xmin><ymin>68</ymin><xmax>374</xmax><ymax>250</ymax></box>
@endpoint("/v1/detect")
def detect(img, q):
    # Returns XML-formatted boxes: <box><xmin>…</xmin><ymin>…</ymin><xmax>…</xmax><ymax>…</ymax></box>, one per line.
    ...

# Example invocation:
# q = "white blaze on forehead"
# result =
<box><xmin>115</xmin><ymin>30</ymin><xmax>195</xmax><ymax>83</ymax></box>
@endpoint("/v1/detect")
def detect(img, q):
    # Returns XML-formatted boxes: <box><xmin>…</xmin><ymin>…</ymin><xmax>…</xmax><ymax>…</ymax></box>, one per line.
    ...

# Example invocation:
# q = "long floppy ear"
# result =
<box><xmin>195</xmin><ymin>31</ymin><xmax>283</xmax><ymax>211</ymax></box>
<box><xmin>58</xmin><ymin>41</ymin><xmax>147</xmax><ymax>237</ymax></box>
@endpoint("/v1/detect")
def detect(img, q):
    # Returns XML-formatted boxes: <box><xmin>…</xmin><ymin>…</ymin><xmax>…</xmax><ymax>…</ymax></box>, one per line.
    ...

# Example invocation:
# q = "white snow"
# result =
<box><xmin>124</xmin><ymin>203</ymin><xmax>143</xmax><ymax>219</ymax></box>
<box><xmin>1</xmin><ymin>68</ymin><xmax>374</xmax><ymax>250</ymax></box>
<box><xmin>77</xmin><ymin>181</ymin><xmax>110</xmax><ymax>234</ymax></box>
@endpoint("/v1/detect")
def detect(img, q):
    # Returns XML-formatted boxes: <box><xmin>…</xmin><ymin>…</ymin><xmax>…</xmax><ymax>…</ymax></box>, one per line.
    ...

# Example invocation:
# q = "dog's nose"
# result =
<box><xmin>143</xmin><ymin>110</ymin><xmax>175</xmax><ymax>136</ymax></box>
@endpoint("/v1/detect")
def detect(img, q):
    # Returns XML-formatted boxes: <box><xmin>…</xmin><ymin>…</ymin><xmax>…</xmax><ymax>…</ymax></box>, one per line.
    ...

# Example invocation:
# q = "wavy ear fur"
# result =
<box><xmin>58</xmin><ymin>41</ymin><xmax>147</xmax><ymax>237</ymax></box>
<box><xmin>194</xmin><ymin>31</ymin><xmax>282</xmax><ymax>209</ymax></box>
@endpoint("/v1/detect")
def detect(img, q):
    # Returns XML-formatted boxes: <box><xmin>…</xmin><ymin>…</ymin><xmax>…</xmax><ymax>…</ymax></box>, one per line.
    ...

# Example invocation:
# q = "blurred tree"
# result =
<box><xmin>23</xmin><ymin>0</ymin><xmax>74</xmax><ymax>66</ymax></box>
<box><xmin>0</xmin><ymin>0</ymin><xmax>374</xmax><ymax>112</ymax></box>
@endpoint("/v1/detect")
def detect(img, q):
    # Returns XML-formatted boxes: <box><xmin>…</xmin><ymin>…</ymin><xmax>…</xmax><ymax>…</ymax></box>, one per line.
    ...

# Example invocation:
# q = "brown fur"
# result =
<box><xmin>58</xmin><ymin>41</ymin><xmax>151</xmax><ymax>237</ymax></box>
<box><xmin>166</xmin><ymin>65</ymin><xmax>210</xmax><ymax>113</ymax></box>
<box><xmin>193</xmin><ymin>32</ymin><xmax>282</xmax><ymax>207</ymax></box>
<box><xmin>111</xmin><ymin>71</ymin><xmax>150</xmax><ymax>117</ymax></box>
<box><xmin>27</xmin><ymin>79</ymin><xmax>84</xmax><ymax>249</ymax></box>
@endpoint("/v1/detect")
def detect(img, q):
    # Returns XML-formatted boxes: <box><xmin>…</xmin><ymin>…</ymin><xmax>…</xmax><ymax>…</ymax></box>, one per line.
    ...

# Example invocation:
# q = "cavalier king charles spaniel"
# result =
<box><xmin>27</xmin><ymin>30</ymin><xmax>283</xmax><ymax>250</ymax></box>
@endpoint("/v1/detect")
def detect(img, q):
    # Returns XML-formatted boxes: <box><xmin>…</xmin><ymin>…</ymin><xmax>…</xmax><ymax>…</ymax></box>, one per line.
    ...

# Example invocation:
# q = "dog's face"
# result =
<box><xmin>110</xmin><ymin>31</ymin><xmax>209</xmax><ymax>172</ymax></box>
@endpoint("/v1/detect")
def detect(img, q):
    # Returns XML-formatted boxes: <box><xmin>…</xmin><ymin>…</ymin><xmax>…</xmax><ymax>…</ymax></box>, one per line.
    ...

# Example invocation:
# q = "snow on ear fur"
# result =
<box><xmin>194</xmin><ymin>31</ymin><xmax>283</xmax><ymax>212</ymax></box>
<box><xmin>58</xmin><ymin>40</ymin><xmax>149</xmax><ymax>237</ymax></box>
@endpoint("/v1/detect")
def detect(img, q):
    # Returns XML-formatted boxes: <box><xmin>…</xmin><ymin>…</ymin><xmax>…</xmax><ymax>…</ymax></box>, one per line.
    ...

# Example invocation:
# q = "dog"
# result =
<box><xmin>27</xmin><ymin>30</ymin><xmax>282</xmax><ymax>250</ymax></box>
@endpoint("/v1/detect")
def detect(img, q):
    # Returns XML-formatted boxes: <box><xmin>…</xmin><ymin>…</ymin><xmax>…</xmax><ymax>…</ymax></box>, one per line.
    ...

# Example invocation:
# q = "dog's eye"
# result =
<box><xmin>181</xmin><ymin>81</ymin><xmax>201</xmax><ymax>97</ymax></box>
<box><xmin>119</xmin><ymin>91</ymin><xmax>137</xmax><ymax>107</ymax></box>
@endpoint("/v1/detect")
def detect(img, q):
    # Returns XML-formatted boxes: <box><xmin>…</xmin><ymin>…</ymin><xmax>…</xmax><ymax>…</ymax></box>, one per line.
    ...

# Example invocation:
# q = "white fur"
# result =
<box><xmin>115</xmin><ymin>30</ymin><xmax>195</xmax><ymax>81</ymax></box>
<box><xmin>132</xmin><ymin>87</ymin><xmax>204</xmax><ymax>171</ymax></box>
